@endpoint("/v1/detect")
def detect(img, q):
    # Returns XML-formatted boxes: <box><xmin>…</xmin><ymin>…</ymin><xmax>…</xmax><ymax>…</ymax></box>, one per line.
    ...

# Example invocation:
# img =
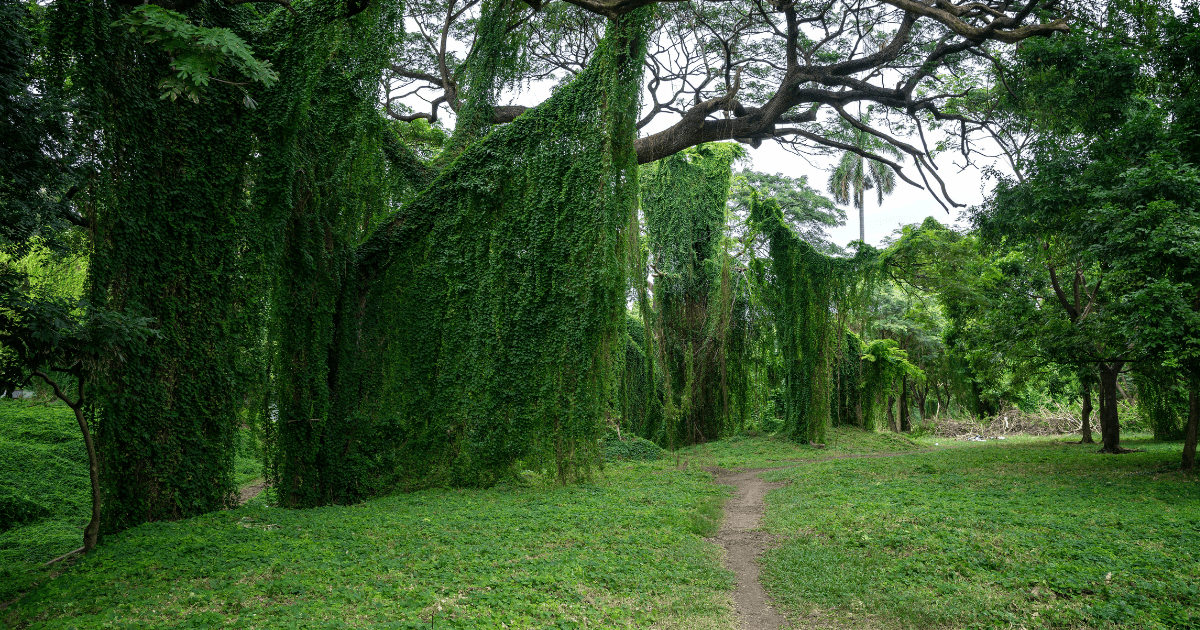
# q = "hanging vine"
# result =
<box><xmin>639</xmin><ymin>143</ymin><xmax>749</xmax><ymax>447</ymax></box>
<box><xmin>266</xmin><ymin>7</ymin><xmax>652</xmax><ymax>505</ymax></box>
<box><xmin>748</xmin><ymin>196</ymin><xmax>876</xmax><ymax>443</ymax></box>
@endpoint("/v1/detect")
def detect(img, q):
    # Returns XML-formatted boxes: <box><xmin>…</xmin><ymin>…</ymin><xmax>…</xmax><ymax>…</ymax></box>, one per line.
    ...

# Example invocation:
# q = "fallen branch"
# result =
<box><xmin>43</xmin><ymin>546</ymin><xmax>85</xmax><ymax>567</ymax></box>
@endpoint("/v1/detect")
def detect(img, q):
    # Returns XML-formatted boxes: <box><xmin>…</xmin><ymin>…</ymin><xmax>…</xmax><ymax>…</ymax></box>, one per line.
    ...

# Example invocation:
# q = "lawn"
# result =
<box><xmin>0</xmin><ymin>399</ymin><xmax>90</xmax><ymax>605</ymax></box>
<box><xmin>4</xmin><ymin>401</ymin><xmax>1198</xmax><ymax>630</ymax></box>
<box><xmin>0</xmin><ymin>398</ymin><xmax>262</xmax><ymax>608</ymax></box>
<box><xmin>757</xmin><ymin>436</ymin><xmax>1200</xmax><ymax>629</ymax></box>
<box><xmin>3</xmin><ymin>446</ymin><xmax>735</xmax><ymax>628</ymax></box>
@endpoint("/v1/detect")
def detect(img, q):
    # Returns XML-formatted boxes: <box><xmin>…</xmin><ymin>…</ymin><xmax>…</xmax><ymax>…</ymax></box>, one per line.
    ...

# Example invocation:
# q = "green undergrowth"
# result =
<box><xmin>4</xmin><ymin>461</ymin><xmax>734</xmax><ymax>628</ymax></box>
<box><xmin>676</xmin><ymin>426</ymin><xmax>922</xmax><ymax>470</ymax></box>
<box><xmin>0</xmin><ymin>400</ymin><xmax>88</xmax><ymax>605</ymax></box>
<box><xmin>602</xmin><ymin>434</ymin><xmax>665</xmax><ymax>462</ymax></box>
<box><xmin>758</xmin><ymin>437</ymin><xmax>1200</xmax><ymax>629</ymax></box>
<box><xmin>0</xmin><ymin>400</ymin><xmax>262</xmax><ymax>606</ymax></box>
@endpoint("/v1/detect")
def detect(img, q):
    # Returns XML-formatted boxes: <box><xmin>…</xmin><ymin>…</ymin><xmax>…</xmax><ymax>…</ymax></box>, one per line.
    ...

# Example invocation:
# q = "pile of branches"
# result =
<box><xmin>927</xmin><ymin>404</ymin><xmax>1082</xmax><ymax>439</ymax></box>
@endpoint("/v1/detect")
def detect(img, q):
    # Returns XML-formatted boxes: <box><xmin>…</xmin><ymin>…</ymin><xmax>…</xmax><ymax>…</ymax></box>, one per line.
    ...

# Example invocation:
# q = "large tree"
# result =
<box><xmin>387</xmin><ymin>0</ymin><xmax>1068</xmax><ymax>194</ymax></box>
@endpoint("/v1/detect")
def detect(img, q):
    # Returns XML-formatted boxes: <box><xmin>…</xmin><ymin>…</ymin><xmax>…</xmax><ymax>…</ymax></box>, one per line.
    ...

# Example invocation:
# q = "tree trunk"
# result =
<box><xmin>858</xmin><ymin>203</ymin><xmax>865</xmax><ymax>243</ymax></box>
<box><xmin>899</xmin><ymin>378</ymin><xmax>911</xmax><ymax>432</ymax></box>
<box><xmin>1079</xmin><ymin>381</ymin><xmax>1095</xmax><ymax>444</ymax></box>
<box><xmin>915</xmin><ymin>383</ymin><xmax>928</xmax><ymax>421</ymax></box>
<box><xmin>1182</xmin><ymin>385</ymin><xmax>1198</xmax><ymax>471</ymax></box>
<box><xmin>887</xmin><ymin>394</ymin><xmax>897</xmax><ymax>432</ymax></box>
<box><xmin>34</xmin><ymin>371</ymin><xmax>99</xmax><ymax>552</ymax></box>
<box><xmin>1097</xmin><ymin>362</ymin><xmax>1126</xmax><ymax>454</ymax></box>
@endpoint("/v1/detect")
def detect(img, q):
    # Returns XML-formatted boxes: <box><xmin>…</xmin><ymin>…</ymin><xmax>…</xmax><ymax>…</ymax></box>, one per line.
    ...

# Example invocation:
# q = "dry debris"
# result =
<box><xmin>926</xmin><ymin>404</ymin><xmax>1082</xmax><ymax>440</ymax></box>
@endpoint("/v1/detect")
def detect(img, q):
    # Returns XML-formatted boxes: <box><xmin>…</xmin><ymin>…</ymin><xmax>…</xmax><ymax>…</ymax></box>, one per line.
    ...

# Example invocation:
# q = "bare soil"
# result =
<box><xmin>710</xmin><ymin>467</ymin><xmax>791</xmax><ymax>630</ymax></box>
<box><xmin>238</xmin><ymin>481</ymin><xmax>266</xmax><ymax>505</ymax></box>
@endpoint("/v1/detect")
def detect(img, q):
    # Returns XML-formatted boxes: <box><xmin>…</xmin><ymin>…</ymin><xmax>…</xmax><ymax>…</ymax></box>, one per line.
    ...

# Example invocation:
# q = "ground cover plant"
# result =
<box><xmin>0</xmin><ymin>400</ymin><xmax>262</xmax><ymax>606</ymax></box>
<box><xmin>0</xmin><ymin>399</ymin><xmax>88</xmax><ymax>604</ymax></box>
<box><xmin>676</xmin><ymin>426</ymin><xmax>923</xmax><ymax>470</ymax></box>
<box><xmin>3</xmin><ymin>460</ymin><xmax>734</xmax><ymax>629</ymax></box>
<box><xmin>758</xmin><ymin>437</ymin><xmax>1200</xmax><ymax>629</ymax></box>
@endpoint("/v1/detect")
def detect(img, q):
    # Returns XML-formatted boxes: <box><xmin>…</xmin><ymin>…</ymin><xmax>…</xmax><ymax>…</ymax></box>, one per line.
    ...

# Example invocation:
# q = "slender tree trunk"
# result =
<box><xmin>856</xmin><ymin>354</ymin><xmax>864</xmax><ymax>427</ymax></box>
<box><xmin>1079</xmin><ymin>381</ymin><xmax>1095</xmax><ymax>444</ymax></box>
<box><xmin>859</xmin><ymin>203</ymin><xmax>865</xmax><ymax>243</ymax></box>
<box><xmin>1182</xmin><ymin>384</ymin><xmax>1198</xmax><ymax>471</ymax></box>
<box><xmin>1097</xmin><ymin>362</ymin><xmax>1126</xmax><ymax>454</ymax></box>
<box><xmin>887</xmin><ymin>394</ymin><xmax>897</xmax><ymax>432</ymax></box>
<box><xmin>899</xmin><ymin>378</ymin><xmax>911</xmax><ymax>432</ymax></box>
<box><xmin>35</xmin><ymin>372</ymin><xmax>100</xmax><ymax>552</ymax></box>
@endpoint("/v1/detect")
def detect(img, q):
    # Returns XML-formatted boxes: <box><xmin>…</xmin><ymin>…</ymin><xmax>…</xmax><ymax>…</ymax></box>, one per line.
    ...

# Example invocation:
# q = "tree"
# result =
<box><xmin>0</xmin><ymin>0</ymin><xmax>81</xmax><ymax>255</ymax></box>
<box><xmin>827</xmin><ymin>120</ymin><xmax>901</xmax><ymax>244</ymax></box>
<box><xmin>388</xmin><ymin>0</ymin><xmax>1068</xmax><ymax>199</ymax></box>
<box><xmin>641</xmin><ymin>143</ymin><xmax>747</xmax><ymax>446</ymax></box>
<box><xmin>975</xmin><ymin>0</ymin><xmax>1200</xmax><ymax>459</ymax></box>
<box><xmin>0</xmin><ymin>269</ymin><xmax>155</xmax><ymax>552</ymax></box>
<box><xmin>729</xmin><ymin>170</ymin><xmax>845</xmax><ymax>254</ymax></box>
<box><xmin>7</xmin><ymin>0</ymin><xmax>1076</xmax><ymax>529</ymax></box>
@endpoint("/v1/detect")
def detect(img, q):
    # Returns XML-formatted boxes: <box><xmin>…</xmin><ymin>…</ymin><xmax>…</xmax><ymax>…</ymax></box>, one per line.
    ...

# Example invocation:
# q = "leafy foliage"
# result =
<box><xmin>0</xmin><ymin>0</ymin><xmax>78</xmax><ymax>256</ymax></box>
<box><xmin>640</xmin><ymin>143</ymin><xmax>749</xmax><ymax>446</ymax></box>
<box><xmin>729</xmin><ymin>171</ymin><xmax>844</xmax><ymax>253</ymax></box>
<box><xmin>602</xmin><ymin>434</ymin><xmax>665</xmax><ymax>462</ymax></box>
<box><xmin>749</xmin><ymin>196</ymin><xmax>876</xmax><ymax>443</ymax></box>
<box><xmin>267</xmin><ymin>7</ymin><xmax>652</xmax><ymax>503</ymax></box>
<box><xmin>113</xmin><ymin>4</ymin><xmax>278</xmax><ymax>106</ymax></box>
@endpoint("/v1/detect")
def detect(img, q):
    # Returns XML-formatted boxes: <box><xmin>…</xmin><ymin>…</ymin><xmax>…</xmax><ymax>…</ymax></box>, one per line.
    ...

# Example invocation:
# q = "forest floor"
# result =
<box><xmin>2</xmin><ymin>402</ymin><xmax>1198</xmax><ymax>629</ymax></box>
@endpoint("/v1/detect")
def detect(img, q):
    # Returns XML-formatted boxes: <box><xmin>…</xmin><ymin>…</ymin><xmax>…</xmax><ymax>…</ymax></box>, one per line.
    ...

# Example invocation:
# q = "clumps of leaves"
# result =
<box><xmin>113</xmin><ymin>5</ymin><xmax>278</xmax><ymax>107</ymax></box>
<box><xmin>603</xmin><ymin>434</ymin><xmax>665</xmax><ymax>462</ymax></box>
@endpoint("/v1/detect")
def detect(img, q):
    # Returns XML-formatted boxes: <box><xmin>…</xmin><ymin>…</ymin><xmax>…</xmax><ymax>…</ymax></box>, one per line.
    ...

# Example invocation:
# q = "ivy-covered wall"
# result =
<box><xmin>267</xmin><ymin>8</ymin><xmax>652</xmax><ymax>505</ymax></box>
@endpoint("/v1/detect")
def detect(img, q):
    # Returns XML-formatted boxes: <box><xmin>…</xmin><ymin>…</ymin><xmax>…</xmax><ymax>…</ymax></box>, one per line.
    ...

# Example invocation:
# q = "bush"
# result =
<box><xmin>603</xmin><ymin>434</ymin><xmax>666</xmax><ymax>462</ymax></box>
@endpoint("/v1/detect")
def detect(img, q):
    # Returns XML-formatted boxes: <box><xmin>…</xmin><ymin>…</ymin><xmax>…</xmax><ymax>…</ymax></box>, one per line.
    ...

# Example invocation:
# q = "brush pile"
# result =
<box><xmin>926</xmin><ymin>404</ymin><xmax>1082</xmax><ymax>440</ymax></box>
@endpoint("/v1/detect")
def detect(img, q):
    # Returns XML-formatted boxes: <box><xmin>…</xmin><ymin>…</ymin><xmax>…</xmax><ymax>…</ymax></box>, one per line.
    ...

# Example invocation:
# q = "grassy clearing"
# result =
<box><xmin>675</xmin><ymin>425</ymin><xmax>922</xmax><ymax>470</ymax></box>
<box><xmin>4</xmin><ymin>459</ymin><xmax>734</xmax><ymax>629</ymax></box>
<box><xmin>758</xmin><ymin>436</ymin><xmax>1200</xmax><ymax>629</ymax></box>
<box><xmin>0</xmin><ymin>399</ymin><xmax>262</xmax><ymax>607</ymax></box>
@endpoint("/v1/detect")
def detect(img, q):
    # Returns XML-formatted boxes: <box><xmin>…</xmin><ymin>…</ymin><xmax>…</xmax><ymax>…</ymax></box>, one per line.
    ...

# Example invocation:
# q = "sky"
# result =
<box><xmin>737</xmin><ymin>140</ymin><xmax>991</xmax><ymax>249</ymax></box>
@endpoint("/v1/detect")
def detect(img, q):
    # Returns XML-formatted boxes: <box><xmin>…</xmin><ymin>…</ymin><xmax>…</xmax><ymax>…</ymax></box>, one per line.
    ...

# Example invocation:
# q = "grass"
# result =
<box><xmin>757</xmin><ymin>435</ymin><xmax>1200</xmax><ymax>629</ymax></box>
<box><xmin>5</xmin><ymin>401</ymin><xmax>1197</xmax><ymax>629</ymax></box>
<box><xmin>4</xmin><ymin>462</ymin><xmax>735</xmax><ymax>628</ymax></box>
<box><xmin>0</xmin><ymin>399</ymin><xmax>90</xmax><ymax>606</ymax></box>
<box><xmin>0</xmin><ymin>399</ymin><xmax>263</xmax><ymax>607</ymax></box>
<box><xmin>674</xmin><ymin>425</ymin><xmax>923</xmax><ymax>470</ymax></box>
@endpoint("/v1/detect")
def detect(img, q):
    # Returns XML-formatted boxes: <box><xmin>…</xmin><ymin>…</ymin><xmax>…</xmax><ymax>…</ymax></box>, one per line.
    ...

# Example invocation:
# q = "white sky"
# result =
<box><xmin>737</xmin><ymin>141</ymin><xmax>988</xmax><ymax>249</ymax></box>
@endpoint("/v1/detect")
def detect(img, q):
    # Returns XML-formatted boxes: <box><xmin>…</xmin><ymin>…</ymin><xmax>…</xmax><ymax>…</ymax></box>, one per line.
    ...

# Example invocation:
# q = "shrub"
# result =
<box><xmin>603</xmin><ymin>434</ymin><xmax>665</xmax><ymax>462</ymax></box>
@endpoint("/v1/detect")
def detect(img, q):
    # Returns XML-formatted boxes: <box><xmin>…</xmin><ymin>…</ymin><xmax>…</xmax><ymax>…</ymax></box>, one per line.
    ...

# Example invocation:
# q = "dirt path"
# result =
<box><xmin>238</xmin><ymin>481</ymin><xmax>266</xmax><ymax>505</ymax></box>
<box><xmin>712</xmin><ymin>467</ymin><xmax>790</xmax><ymax>630</ymax></box>
<box><xmin>709</xmin><ymin>452</ymin><xmax>918</xmax><ymax>630</ymax></box>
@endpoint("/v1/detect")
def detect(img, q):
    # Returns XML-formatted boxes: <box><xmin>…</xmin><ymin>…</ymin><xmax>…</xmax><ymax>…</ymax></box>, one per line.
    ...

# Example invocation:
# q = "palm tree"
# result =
<box><xmin>827</xmin><ymin>121</ymin><xmax>903</xmax><ymax>244</ymax></box>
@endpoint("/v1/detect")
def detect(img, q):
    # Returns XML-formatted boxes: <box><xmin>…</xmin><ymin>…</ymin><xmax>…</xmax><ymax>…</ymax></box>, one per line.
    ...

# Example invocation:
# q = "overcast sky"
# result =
<box><xmin>738</xmin><ymin>140</ymin><xmax>991</xmax><ymax>249</ymax></box>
